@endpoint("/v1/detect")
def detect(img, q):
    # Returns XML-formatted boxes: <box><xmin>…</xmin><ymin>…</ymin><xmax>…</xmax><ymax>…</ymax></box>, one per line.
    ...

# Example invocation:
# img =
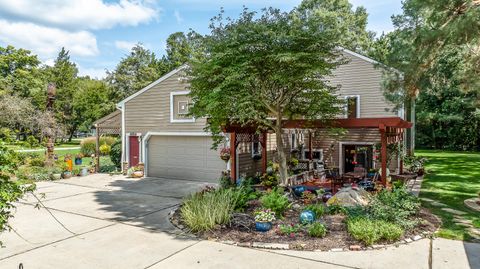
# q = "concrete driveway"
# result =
<box><xmin>0</xmin><ymin>174</ymin><xmax>479</xmax><ymax>269</ymax></box>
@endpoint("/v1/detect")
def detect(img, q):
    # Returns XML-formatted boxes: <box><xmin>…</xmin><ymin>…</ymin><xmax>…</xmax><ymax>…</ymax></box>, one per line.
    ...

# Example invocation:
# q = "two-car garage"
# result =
<box><xmin>145</xmin><ymin>135</ymin><xmax>226</xmax><ymax>182</ymax></box>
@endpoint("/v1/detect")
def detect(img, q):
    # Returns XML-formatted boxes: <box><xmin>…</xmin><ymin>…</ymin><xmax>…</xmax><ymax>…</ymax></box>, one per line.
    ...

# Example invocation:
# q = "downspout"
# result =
<box><xmin>118</xmin><ymin>103</ymin><xmax>126</xmax><ymax>171</ymax></box>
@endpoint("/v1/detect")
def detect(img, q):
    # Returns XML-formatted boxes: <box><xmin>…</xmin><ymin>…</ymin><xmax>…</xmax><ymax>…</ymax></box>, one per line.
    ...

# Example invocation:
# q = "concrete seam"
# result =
<box><xmin>143</xmin><ymin>241</ymin><xmax>201</xmax><ymax>269</ymax></box>
<box><xmin>0</xmin><ymin>223</ymin><xmax>116</xmax><ymax>261</ymax></box>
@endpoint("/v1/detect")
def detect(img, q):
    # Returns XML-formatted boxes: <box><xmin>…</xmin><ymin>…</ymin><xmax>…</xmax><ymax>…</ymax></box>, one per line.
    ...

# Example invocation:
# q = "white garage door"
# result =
<box><xmin>147</xmin><ymin>135</ymin><xmax>226</xmax><ymax>182</ymax></box>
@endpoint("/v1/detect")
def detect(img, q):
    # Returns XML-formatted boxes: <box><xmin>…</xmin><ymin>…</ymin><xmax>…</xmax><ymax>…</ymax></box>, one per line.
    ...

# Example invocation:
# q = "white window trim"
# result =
<box><xmin>170</xmin><ymin>91</ymin><xmax>195</xmax><ymax>123</ymax></box>
<box><xmin>338</xmin><ymin>142</ymin><xmax>375</xmax><ymax>174</ymax></box>
<box><xmin>344</xmin><ymin>95</ymin><xmax>361</xmax><ymax>118</ymax></box>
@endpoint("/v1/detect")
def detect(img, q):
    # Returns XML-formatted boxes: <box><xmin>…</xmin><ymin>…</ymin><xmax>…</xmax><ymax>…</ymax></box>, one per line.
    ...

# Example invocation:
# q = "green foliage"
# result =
<box><xmin>180</xmin><ymin>188</ymin><xmax>238</xmax><ymax>232</ymax></box>
<box><xmin>307</xmin><ymin>222</ymin><xmax>327</xmax><ymax>238</ymax></box>
<box><xmin>188</xmin><ymin>7</ymin><xmax>345</xmax><ymax>184</ymax></box>
<box><xmin>254</xmin><ymin>208</ymin><xmax>276</xmax><ymax>222</ymax></box>
<box><xmin>260</xmin><ymin>173</ymin><xmax>279</xmax><ymax>188</ymax></box>
<box><xmin>278</xmin><ymin>223</ymin><xmax>302</xmax><ymax>236</ymax></box>
<box><xmin>327</xmin><ymin>204</ymin><xmax>348</xmax><ymax>215</ymax></box>
<box><xmin>109</xmin><ymin>140</ymin><xmax>122</xmax><ymax>168</ymax></box>
<box><xmin>80</xmin><ymin>137</ymin><xmax>116</xmax><ymax>156</ymax></box>
<box><xmin>260</xmin><ymin>188</ymin><xmax>290</xmax><ymax>217</ymax></box>
<box><xmin>347</xmin><ymin>217</ymin><xmax>403</xmax><ymax>246</ymax></box>
<box><xmin>367</xmin><ymin>187</ymin><xmax>420</xmax><ymax>229</ymax></box>
<box><xmin>232</xmin><ymin>184</ymin><xmax>259</xmax><ymax>212</ymax></box>
<box><xmin>0</xmin><ymin>142</ymin><xmax>35</xmax><ymax>244</ymax></box>
<box><xmin>304</xmin><ymin>203</ymin><xmax>325</xmax><ymax>217</ymax></box>
<box><xmin>99</xmin><ymin>143</ymin><xmax>111</xmax><ymax>156</ymax></box>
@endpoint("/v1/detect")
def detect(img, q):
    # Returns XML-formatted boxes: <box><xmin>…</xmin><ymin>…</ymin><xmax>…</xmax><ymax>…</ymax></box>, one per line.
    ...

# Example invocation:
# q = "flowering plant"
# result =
<box><xmin>254</xmin><ymin>208</ymin><xmax>276</xmax><ymax>222</ymax></box>
<box><xmin>220</xmin><ymin>147</ymin><xmax>230</xmax><ymax>160</ymax></box>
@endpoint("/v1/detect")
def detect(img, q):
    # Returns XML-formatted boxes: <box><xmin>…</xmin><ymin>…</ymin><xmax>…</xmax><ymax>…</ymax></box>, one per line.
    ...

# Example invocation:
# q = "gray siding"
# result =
<box><xmin>124</xmin><ymin>71</ymin><xmax>206</xmax><ymax>135</ymax></box>
<box><xmin>331</xmin><ymin>52</ymin><xmax>398</xmax><ymax>118</ymax></box>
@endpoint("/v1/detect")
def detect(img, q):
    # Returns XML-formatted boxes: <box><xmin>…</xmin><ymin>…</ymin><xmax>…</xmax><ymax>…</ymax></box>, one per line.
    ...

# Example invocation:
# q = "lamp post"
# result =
<box><xmin>45</xmin><ymin>83</ymin><xmax>56</xmax><ymax>167</ymax></box>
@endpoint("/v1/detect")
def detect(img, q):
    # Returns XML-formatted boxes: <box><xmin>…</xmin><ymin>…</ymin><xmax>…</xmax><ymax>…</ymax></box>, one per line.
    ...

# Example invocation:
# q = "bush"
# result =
<box><xmin>180</xmin><ymin>188</ymin><xmax>238</xmax><ymax>232</ymax></box>
<box><xmin>278</xmin><ymin>223</ymin><xmax>302</xmax><ymax>237</ymax></box>
<box><xmin>26</xmin><ymin>135</ymin><xmax>39</xmax><ymax>148</ymax></box>
<box><xmin>308</xmin><ymin>222</ymin><xmax>327</xmax><ymax>238</ymax></box>
<box><xmin>327</xmin><ymin>204</ymin><xmax>348</xmax><ymax>215</ymax></box>
<box><xmin>347</xmin><ymin>217</ymin><xmax>403</xmax><ymax>246</ymax></box>
<box><xmin>232</xmin><ymin>185</ymin><xmax>259</xmax><ymax>211</ymax></box>
<box><xmin>99</xmin><ymin>143</ymin><xmax>111</xmax><ymax>155</ymax></box>
<box><xmin>260</xmin><ymin>188</ymin><xmax>290</xmax><ymax>217</ymax></box>
<box><xmin>110</xmin><ymin>140</ymin><xmax>121</xmax><ymax>168</ymax></box>
<box><xmin>28</xmin><ymin>156</ymin><xmax>45</xmax><ymax>167</ymax></box>
<box><xmin>367</xmin><ymin>187</ymin><xmax>420</xmax><ymax>229</ymax></box>
<box><xmin>304</xmin><ymin>203</ymin><xmax>325</xmax><ymax>217</ymax></box>
<box><xmin>80</xmin><ymin>136</ymin><xmax>116</xmax><ymax>156</ymax></box>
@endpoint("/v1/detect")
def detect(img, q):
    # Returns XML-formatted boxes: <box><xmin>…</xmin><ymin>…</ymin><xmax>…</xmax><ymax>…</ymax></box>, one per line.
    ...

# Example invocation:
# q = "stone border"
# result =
<box><xmin>217</xmin><ymin>232</ymin><xmax>434</xmax><ymax>252</ymax></box>
<box><xmin>168</xmin><ymin>206</ymin><xmax>436</xmax><ymax>252</ymax></box>
<box><xmin>464</xmin><ymin>198</ymin><xmax>480</xmax><ymax>212</ymax></box>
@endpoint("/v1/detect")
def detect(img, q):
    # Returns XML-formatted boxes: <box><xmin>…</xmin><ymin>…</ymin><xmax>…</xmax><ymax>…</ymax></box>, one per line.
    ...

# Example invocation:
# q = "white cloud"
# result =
<box><xmin>0</xmin><ymin>19</ymin><xmax>99</xmax><ymax>58</ymax></box>
<box><xmin>0</xmin><ymin>0</ymin><xmax>160</xmax><ymax>30</ymax></box>
<box><xmin>114</xmin><ymin>40</ymin><xmax>137</xmax><ymax>52</ymax></box>
<box><xmin>174</xmin><ymin>10</ymin><xmax>184</xmax><ymax>24</ymax></box>
<box><xmin>78</xmin><ymin>66</ymin><xmax>107</xmax><ymax>79</ymax></box>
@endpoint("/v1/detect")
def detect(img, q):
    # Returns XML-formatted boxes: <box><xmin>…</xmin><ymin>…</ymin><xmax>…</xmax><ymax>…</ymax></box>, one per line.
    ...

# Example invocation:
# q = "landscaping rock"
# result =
<box><xmin>464</xmin><ymin>198</ymin><xmax>480</xmax><ymax>212</ymax></box>
<box><xmin>405</xmin><ymin>238</ymin><xmax>413</xmax><ymax>243</ymax></box>
<box><xmin>372</xmin><ymin>244</ymin><xmax>386</xmax><ymax>249</ymax></box>
<box><xmin>412</xmin><ymin>235</ymin><xmax>422</xmax><ymax>241</ymax></box>
<box><xmin>349</xmin><ymin>245</ymin><xmax>361</xmax><ymax>251</ymax></box>
<box><xmin>326</xmin><ymin>187</ymin><xmax>370</xmax><ymax>207</ymax></box>
<box><xmin>330</xmin><ymin>248</ymin><xmax>344</xmax><ymax>252</ymax></box>
<box><xmin>440</xmin><ymin>208</ymin><xmax>467</xmax><ymax>215</ymax></box>
<box><xmin>252</xmin><ymin>242</ymin><xmax>289</xmax><ymax>250</ymax></box>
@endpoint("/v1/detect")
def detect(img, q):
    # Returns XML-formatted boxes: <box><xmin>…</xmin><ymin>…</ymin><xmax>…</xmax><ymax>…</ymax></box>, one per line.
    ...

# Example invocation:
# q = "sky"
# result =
<box><xmin>0</xmin><ymin>0</ymin><xmax>403</xmax><ymax>79</ymax></box>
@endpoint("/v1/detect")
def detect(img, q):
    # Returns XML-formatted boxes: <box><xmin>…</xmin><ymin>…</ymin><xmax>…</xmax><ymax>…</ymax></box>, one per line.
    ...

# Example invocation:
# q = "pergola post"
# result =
<box><xmin>380</xmin><ymin>125</ymin><xmax>387</xmax><ymax>186</ymax></box>
<box><xmin>261</xmin><ymin>132</ymin><xmax>268</xmax><ymax>174</ymax></box>
<box><xmin>308</xmin><ymin>131</ymin><xmax>313</xmax><ymax>160</ymax></box>
<box><xmin>230</xmin><ymin>132</ymin><xmax>236</xmax><ymax>183</ymax></box>
<box><xmin>95</xmin><ymin>125</ymin><xmax>100</xmax><ymax>173</ymax></box>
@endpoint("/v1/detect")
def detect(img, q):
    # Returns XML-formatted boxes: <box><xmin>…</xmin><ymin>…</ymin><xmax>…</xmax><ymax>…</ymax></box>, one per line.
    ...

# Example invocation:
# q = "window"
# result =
<box><xmin>251</xmin><ymin>134</ymin><xmax>261</xmax><ymax>159</ymax></box>
<box><xmin>345</xmin><ymin>96</ymin><xmax>360</xmax><ymax>118</ymax></box>
<box><xmin>170</xmin><ymin>91</ymin><xmax>195</xmax><ymax>123</ymax></box>
<box><xmin>291</xmin><ymin>133</ymin><xmax>297</xmax><ymax>150</ymax></box>
<box><xmin>177</xmin><ymin>101</ymin><xmax>189</xmax><ymax>115</ymax></box>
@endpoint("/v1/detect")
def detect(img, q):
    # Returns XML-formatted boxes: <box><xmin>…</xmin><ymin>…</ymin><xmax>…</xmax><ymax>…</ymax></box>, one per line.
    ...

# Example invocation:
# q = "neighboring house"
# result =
<box><xmin>116</xmin><ymin>49</ymin><xmax>414</xmax><ymax>182</ymax></box>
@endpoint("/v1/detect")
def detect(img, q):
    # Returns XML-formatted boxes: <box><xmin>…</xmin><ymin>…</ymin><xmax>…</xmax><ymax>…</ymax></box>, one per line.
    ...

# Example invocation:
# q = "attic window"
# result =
<box><xmin>345</xmin><ymin>95</ymin><xmax>360</xmax><ymax>118</ymax></box>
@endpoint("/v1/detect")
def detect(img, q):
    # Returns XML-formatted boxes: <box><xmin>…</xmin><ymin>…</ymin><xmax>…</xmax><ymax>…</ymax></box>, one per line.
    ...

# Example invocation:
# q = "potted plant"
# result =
<box><xmin>220</xmin><ymin>147</ymin><xmax>230</xmax><ymax>162</ymax></box>
<box><xmin>132</xmin><ymin>165</ymin><xmax>144</xmax><ymax>178</ymax></box>
<box><xmin>74</xmin><ymin>153</ymin><xmax>83</xmax><ymax>165</ymax></box>
<box><xmin>254</xmin><ymin>208</ymin><xmax>276</xmax><ymax>232</ymax></box>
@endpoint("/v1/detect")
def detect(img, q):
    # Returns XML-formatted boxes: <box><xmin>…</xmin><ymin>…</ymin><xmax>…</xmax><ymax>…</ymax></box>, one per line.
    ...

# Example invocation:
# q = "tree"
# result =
<box><xmin>380</xmin><ymin>0</ymin><xmax>480</xmax><ymax>96</ymax></box>
<box><xmin>107</xmin><ymin>44</ymin><xmax>168</xmax><ymax>101</ymax></box>
<box><xmin>297</xmin><ymin>0</ymin><xmax>376</xmax><ymax>54</ymax></box>
<box><xmin>165</xmin><ymin>32</ymin><xmax>192</xmax><ymax>69</ymax></box>
<box><xmin>188</xmin><ymin>8</ymin><xmax>344</xmax><ymax>184</ymax></box>
<box><xmin>73</xmin><ymin>78</ymin><xmax>116</xmax><ymax>132</ymax></box>
<box><xmin>44</xmin><ymin>48</ymin><xmax>80</xmax><ymax>141</ymax></box>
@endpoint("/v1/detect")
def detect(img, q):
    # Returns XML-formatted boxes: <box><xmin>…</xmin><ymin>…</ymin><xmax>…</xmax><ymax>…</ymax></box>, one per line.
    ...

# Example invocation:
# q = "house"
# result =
<box><xmin>116</xmin><ymin>48</ymin><xmax>414</xmax><ymax>183</ymax></box>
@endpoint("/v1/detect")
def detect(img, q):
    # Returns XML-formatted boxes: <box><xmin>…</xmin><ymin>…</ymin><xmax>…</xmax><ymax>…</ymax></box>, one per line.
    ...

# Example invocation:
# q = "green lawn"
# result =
<box><xmin>416</xmin><ymin>150</ymin><xmax>480</xmax><ymax>241</ymax></box>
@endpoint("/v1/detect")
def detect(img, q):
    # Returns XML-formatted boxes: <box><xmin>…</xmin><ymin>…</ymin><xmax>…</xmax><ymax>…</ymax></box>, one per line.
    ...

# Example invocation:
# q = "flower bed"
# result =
<box><xmin>171</xmin><ymin>183</ymin><xmax>440</xmax><ymax>251</ymax></box>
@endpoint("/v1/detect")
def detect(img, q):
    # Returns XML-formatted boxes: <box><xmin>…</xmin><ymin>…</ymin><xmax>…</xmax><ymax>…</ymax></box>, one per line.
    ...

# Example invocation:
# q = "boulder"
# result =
<box><xmin>327</xmin><ymin>187</ymin><xmax>371</xmax><ymax>207</ymax></box>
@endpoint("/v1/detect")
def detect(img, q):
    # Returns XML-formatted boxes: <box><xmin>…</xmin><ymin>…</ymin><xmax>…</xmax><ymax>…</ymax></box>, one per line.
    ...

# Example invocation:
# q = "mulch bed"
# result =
<box><xmin>171</xmin><ymin>202</ymin><xmax>441</xmax><ymax>251</ymax></box>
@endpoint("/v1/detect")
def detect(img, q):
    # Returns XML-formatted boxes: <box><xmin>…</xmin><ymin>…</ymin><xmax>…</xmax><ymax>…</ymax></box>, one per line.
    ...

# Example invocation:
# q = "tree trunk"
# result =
<box><xmin>274</xmin><ymin>113</ymin><xmax>289</xmax><ymax>186</ymax></box>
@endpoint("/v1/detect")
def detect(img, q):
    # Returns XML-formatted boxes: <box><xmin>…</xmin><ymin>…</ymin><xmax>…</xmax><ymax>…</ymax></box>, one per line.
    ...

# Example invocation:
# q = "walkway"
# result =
<box><xmin>0</xmin><ymin>174</ymin><xmax>478</xmax><ymax>268</ymax></box>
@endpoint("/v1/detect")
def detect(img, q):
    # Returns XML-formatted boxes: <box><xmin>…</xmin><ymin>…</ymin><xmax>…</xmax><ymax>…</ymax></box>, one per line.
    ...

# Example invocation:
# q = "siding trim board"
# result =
<box><xmin>117</xmin><ymin>65</ymin><xmax>187</xmax><ymax>106</ymax></box>
<box><xmin>170</xmin><ymin>91</ymin><xmax>195</xmax><ymax>123</ymax></box>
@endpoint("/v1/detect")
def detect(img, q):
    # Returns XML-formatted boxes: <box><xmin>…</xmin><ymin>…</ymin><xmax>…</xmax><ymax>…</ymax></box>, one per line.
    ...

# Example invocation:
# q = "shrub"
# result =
<box><xmin>347</xmin><ymin>217</ymin><xmax>403</xmax><ymax>246</ymax></box>
<box><xmin>308</xmin><ymin>222</ymin><xmax>327</xmax><ymax>238</ymax></box>
<box><xmin>110</xmin><ymin>140</ymin><xmax>121</xmax><ymax>168</ymax></box>
<box><xmin>28</xmin><ymin>156</ymin><xmax>45</xmax><ymax>167</ymax></box>
<box><xmin>367</xmin><ymin>187</ymin><xmax>420</xmax><ymax>229</ymax></box>
<box><xmin>99</xmin><ymin>143</ymin><xmax>111</xmax><ymax>155</ymax></box>
<box><xmin>304</xmin><ymin>203</ymin><xmax>325</xmax><ymax>217</ymax></box>
<box><xmin>26</xmin><ymin>135</ymin><xmax>39</xmax><ymax>148</ymax></box>
<box><xmin>233</xmin><ymin>185</ymin><xmax>259</xmax><ymax>211</ymax></box>
<box><xmin>327</xmin><ymin>204</ymin><xmax>348</xmax><ymax>215</ymax></box>
<box><xmin>81</xmin><ymin>136</ymin><xmax>116</xmax><ymax>156</ymax></box>
<box><xmin>180</xmin><ymin>188</ymin><xmax>238</xmax><ymax>232</ymax></box>
<box><xmin>278</xmin><ymin>223</ymin><xmax>301</xmax><ymax>237</ymax></box>
<box><xmin>260</xmin><ymin>188</ymin><xmax>290</xmax><ymax>217</ymax></box>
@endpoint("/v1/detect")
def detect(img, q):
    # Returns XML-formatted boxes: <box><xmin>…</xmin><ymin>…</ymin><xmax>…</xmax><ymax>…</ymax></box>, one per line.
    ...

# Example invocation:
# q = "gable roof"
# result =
<box><xmin>116</xmin><ymin>64</ymin><xmax>187</xmax><ymax>107</ymax></box>
<box><xmin>117</xmin><ymin>49</ymin><xmax>399</xmax><ymax>107</ymax></box>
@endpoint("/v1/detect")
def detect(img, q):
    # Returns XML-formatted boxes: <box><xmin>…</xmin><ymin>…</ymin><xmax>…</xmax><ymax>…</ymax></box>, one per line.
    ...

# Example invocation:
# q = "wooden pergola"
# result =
<box><xmin>92</xmin><ymin>110</ymin><xmax>121</xmax><ymax>172</ymax></box>
<box><xmin>223</xmin><ymin>117</ymin><xmax>413</xmax><ymax>186</ymax></box>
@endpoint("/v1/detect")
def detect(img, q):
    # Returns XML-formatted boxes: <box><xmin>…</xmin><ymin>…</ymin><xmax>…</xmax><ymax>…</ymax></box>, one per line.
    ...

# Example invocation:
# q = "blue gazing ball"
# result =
<box><xmin>299</xmin><ymin>210</ymin><xmax>316</xmax><ymax>224</ymax></box>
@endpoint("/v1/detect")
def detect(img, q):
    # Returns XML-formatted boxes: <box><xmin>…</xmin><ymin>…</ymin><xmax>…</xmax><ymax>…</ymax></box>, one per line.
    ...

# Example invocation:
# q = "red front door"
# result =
<box><xmin>129</xmin><ymin>136</ymin><xmax>140</xmax><ymax>167</ymax></box>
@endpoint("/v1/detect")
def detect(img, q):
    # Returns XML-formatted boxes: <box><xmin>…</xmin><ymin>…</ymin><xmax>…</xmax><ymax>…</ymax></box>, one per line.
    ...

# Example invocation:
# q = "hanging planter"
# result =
<box><xmin>220</xmin><ymin>147</ymin><xmax>230</xmax><ymax>162</ymax></box>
